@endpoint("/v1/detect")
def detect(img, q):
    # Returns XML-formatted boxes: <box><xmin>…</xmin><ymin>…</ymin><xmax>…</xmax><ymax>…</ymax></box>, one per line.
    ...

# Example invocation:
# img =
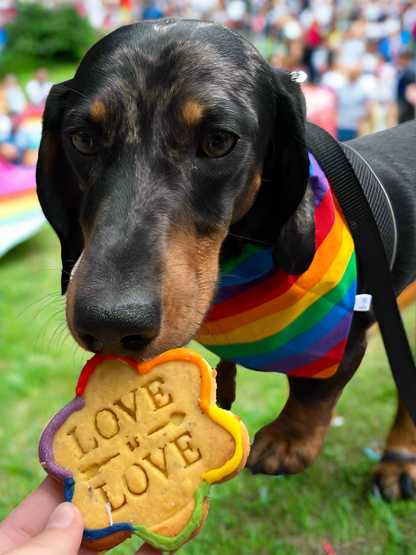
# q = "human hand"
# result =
<box><xmin>0</xmin><ymin>477</ymin><xmax>163</xmax><ymax>555</ymax></box>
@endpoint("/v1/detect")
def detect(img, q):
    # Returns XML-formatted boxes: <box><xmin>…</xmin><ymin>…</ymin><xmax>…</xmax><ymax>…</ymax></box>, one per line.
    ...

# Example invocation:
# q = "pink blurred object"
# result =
<box><xmin>0</xmin><ymin>158</ymin><xmax>36</xmax><ymax>195</ymax></box>
<box><xmin>322</xmin><ymin>542</ymin><xmax>337</xmax><ymax>555</ymax></box>
<box><xmin>302</xmin><ymin>85</ymin><xmax>337</xmax><ymax>138</ymax></box>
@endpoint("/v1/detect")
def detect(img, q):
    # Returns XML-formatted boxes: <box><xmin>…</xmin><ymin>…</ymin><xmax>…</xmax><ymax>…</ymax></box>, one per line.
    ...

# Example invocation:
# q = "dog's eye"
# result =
<box><xmin>71</xmin><ymin>132</ymin><xmax>97</xmax><ymax>155</ymax></box>
<box><xmin>199</xmin><ymin>131</ymin><xmax>237</xmax><ymax>158</ymax></box>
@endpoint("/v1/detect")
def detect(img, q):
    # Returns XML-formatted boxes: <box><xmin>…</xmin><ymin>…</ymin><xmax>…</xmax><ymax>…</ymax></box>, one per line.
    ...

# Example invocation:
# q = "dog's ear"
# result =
<box><xmin>36</xmin><ymin>81</ymin><xmax>84</xmax><ymax>294</ymax></box>
<box><xmin>262</xmin><ymin>69</ymin><xmax>315</xmax><ymax>275</ymax></box>
<box><xmin>274</xmin><ymin>182</ymin><xmax>315</xmax><ymax>275</ymax></box>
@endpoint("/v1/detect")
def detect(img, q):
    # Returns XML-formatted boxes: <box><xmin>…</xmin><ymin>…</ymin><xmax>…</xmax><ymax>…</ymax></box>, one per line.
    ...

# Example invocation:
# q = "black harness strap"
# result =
<box><xmin>342</xmin><ymin>142</ymin><xmax>397</xmax><ymax>270</ymax></box>
<box><xmin>306</xmin><ymin>121</ymin><xmax>416</xmax><ymax>425</ymax></box>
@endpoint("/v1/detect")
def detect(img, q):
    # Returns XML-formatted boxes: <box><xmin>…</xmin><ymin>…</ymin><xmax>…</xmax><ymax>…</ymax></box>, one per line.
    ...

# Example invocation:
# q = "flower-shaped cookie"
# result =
<box><xmin>39</xmin><ymin>348</ymin><xmax>249</xmax><ymax>551</ymax></box>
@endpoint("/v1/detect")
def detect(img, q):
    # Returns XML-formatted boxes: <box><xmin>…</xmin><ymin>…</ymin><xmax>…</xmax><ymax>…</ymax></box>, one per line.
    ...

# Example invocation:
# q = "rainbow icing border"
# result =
<box><xmin>39</xmin><ymin>348</ymin><xmax>245</xmax><ymax>549</ymax></box>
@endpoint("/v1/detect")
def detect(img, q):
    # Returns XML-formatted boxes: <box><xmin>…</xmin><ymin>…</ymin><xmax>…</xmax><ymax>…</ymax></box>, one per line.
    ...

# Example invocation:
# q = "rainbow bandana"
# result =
<box><xmin>197</xmin><ymin>153</ymin><xmax>357</xmax><ymax>379</ymax></box>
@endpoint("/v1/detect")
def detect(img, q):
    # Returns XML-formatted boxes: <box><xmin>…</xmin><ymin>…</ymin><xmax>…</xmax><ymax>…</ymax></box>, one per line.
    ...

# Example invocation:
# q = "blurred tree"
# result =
<box><xmin>0</xmin><ymin>3</ymin><xmax>98</xmax><ymax>73</ymax></box>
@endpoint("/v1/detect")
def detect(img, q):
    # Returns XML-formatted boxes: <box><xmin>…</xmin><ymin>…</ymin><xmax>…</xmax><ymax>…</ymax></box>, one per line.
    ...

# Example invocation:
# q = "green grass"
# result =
<box><xmin>0</xmin><ymin>225</ymin><xmax>415</xmax><ymax>555</ymax></box>
<box><xmin>16</xmin><ymin>62</ymin><xmax>79</xmax><ymax>87</ymax></box>
<box><xmin>1</xmin><ymin>57</ymin><xmax>78</xmax><ymax>86</ymax></box>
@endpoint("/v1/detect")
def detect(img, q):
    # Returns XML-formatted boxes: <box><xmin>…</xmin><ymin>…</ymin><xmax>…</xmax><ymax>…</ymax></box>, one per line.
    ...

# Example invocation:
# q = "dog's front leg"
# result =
<box><xmin>373</xmin><ymin>395</ymin><xmax>416</xmax><ymax>501</ymax></box>
<box><xmin>246</xmin><ymin>313</ymin><xmax>372</xmax><ymax>475</ymax></box>
<box><xmin>216</xmin><ymin>358</ymin><xmax>237</xmax><ymax>410</ymax></box>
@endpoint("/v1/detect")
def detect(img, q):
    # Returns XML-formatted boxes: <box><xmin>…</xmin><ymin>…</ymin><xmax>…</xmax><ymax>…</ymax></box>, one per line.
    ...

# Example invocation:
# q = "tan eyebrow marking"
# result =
<box><xmin>182</xmin><ymin>101</ymin><xmax>205</xmax><ymax>125</ymax></box>
<box><xmin>90</xmin><ymin>100</ymin><xmax>106</xmax><ymax>121</ymax></box>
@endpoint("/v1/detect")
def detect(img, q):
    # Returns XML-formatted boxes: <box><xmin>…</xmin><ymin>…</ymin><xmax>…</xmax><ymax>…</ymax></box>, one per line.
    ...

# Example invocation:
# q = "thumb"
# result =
<box><xmin>10</xmin><ymin>503</ymin><xmax>84</xmax><ymax>555</ymax></box>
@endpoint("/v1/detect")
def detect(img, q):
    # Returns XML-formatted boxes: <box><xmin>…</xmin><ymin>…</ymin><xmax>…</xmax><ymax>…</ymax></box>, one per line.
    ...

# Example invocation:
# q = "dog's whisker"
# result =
<box><xmin>79</xmin><ymin>348</ymin><xmax>89</xmax><ymax>365</ymax></box>
<box><xmin>226</xmin><ymin>233</ymin><xmax>274</xmax><ymax>246</ymax></box>
<box><xmin>218</xmin><ymin>273</ymin><xmax>245</xmax><ymax>280</ymax></box>
<box><xmin>28</xmin><ymin>300</ymin><xmax>63</xmax><ymax>331</ymax></box>
<box><xmin>72</xmin><ymin>343</ymin><xmax>88</xmax><ymax>366</ymax></box>
<box><xmin>42</xmin><ymin>267</ymin><xmax>72</xmax><ymax>277</ymax></box>
<box><xmin>47</xmin><ymin>320</ymin><xmax>67</xmax><ymax>354</ymax></box>
<box><xmin>29</xmin><ymin>297</ymin><xmax>64</xmax><ymax>328</ymax></box>
<box><xmin>35</xmin><ymin>309</ymin><xmax>65</xmax><ymax>349</ymax></box>
<box><xmin>193</xmin><ymin>324</ymin><xmax>212</xmax><ymax>339</ymax></box>
<box><xmin>70</xmin><ymin>338</ymin><xmax>81</xmax><ymax>366</ymax></box>
<box><xmin>183</xmin><ymin>309</ymin><xmax>212</xmax><ymax>337</ymax></box>
<box><xmin>62</xmin><ymin>259</ymin><xmax>81</xmax><ymax>265</ymax></box>
<box><xmin>204</xmin><ymin>315</ymin><xmax>230</xmax><ymax>345</ymax></box>
<box><xmin>55</xmin><ymin>323</ymin><xmax>70</xmax><ymax>351</ymax></box>
<box><xmin>184</xmin><ymin>305</ymin><xmax>224</xmax><ymax>346</ymax></box>
<box><xmin>11</xmin><ymin>292</ymin><xmax>62</xmax><ymax>326</ymax></box>
<box><xmin>59</xmin><ymin>330</ymin><xmax>72</xmax><ymax>355</ymax></box>
<box><xmin>55</xmin><ymin>84</ymin><xmax>89</xmax><ymax>100</ymax></box>
<box><xmin>205</xmin><ymin>320</ymin><xmax>219</xmax><ymax>346</ymax></box>
<box><xmin>184</xmin><ymin>304</ymin><xmax>205</xmax><ymax>317</ymax></box>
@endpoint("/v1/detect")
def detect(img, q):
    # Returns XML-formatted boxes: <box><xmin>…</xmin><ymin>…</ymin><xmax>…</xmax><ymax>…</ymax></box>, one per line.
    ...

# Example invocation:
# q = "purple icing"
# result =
<box><xmin>39</xmin><ymin>396</ymin><xmax>85</xmax><ymax>481</ymax></box>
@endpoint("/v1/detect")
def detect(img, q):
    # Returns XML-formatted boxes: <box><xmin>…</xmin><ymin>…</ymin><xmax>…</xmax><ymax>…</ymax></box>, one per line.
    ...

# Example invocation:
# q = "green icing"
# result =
<box><xmin>132</xmin><ymin>480</ymin><xmax>210</xmax><ymax>551</ymax></box>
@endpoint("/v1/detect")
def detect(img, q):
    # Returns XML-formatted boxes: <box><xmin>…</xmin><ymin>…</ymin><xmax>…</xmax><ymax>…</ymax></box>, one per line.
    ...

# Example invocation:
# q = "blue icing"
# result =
<box><xmin>83</xmin><ymin>523</ymin><xmax>135</xmax><ymax>541</ymax></box>
<box><xmin>64</xmin><ymin>477</ymin><xmax>134</xmax><ymax>541</ymax></box>
<box><xmin>64</xmin><ymin>478</ymin><xmax>75</xmax><ymax>502</ymax></box>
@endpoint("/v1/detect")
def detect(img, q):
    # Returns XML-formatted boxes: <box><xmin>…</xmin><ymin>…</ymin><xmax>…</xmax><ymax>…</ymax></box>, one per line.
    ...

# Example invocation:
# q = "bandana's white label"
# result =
<box><xmin>354</xmin><ymin>294</ymin><xmax>372</xmax><ymax>312</ymax></box>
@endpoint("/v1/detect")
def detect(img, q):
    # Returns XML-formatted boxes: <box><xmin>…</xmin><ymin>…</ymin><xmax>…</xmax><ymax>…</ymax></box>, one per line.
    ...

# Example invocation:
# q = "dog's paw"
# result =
<box><xmin>246</xmin><ymin>420</ymin><xmax>324</xmax><ymax>475</ymax></box>
<box><xmin>372</xmin><ymin>450</ymin><xmax>416</xmax><ymax>501</ymax></box>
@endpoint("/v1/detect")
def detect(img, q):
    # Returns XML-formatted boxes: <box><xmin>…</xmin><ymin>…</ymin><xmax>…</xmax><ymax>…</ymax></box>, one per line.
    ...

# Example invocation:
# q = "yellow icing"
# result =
<box><xmin>201</xmin><ymin>407</ymin><xmax>243</xmax><ymax>484</ymax></box>
<box><xmin>138</xmin><ymin>348</ymin><xmax>244</xmax><ymax>484</ymax></box>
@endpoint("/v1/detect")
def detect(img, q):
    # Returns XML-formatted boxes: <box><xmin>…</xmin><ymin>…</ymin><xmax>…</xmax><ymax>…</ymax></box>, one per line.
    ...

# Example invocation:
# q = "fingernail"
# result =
<box><xmin>46</xmin><ymin>502</ymin><xmax>77</xmax><ymax>529</ymax></box>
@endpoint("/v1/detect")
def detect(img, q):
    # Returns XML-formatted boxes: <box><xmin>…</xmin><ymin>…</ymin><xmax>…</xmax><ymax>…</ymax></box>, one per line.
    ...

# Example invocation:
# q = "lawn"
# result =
<box><xmin>0</xmin><ymin>225</ymin><xmax>415</xmax><ymax>555</ymax></box>
<box><xmin>17</xmin><ymin>62</ymin><xmax>79</xmax><ymax>87</ymax></box>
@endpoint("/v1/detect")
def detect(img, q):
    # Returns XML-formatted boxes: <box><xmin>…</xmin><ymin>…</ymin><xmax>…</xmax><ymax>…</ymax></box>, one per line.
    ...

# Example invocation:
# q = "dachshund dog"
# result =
<box><xmin>37</xmin><ymin>19</ymin><xmax>416</xmax><ymax>502</ymax></box>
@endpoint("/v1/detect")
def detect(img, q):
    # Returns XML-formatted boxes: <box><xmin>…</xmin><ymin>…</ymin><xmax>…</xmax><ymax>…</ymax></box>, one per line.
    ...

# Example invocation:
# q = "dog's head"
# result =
<box><xmin>37</xmin><ymin>19</ymin><xmax>315</xmax><ymax>359</ymax></box>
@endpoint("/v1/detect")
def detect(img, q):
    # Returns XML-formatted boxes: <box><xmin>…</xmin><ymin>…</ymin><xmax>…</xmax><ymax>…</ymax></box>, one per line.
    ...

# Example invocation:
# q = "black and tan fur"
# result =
<box><xmin>37</xmin><ymin>19</ymin><xmax>416</xmax><ymax>501</ymax></box>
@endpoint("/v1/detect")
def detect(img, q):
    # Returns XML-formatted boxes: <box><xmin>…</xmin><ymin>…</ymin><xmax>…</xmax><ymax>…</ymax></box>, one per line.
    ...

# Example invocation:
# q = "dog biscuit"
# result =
<box><xmin>39</xmin><ymin>348</ymin><xmax>250</xmax><ymax>551</ymax></box>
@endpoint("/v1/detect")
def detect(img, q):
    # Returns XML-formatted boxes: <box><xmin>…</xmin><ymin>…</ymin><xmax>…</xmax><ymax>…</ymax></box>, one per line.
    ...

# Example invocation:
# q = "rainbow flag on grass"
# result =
<box><xmin>0</xmin><ymin>158</ymin><xmax>45</xmax><ymax>257</ymax></box>
<box><xmin>198</xmin><ymin>154</ymin><xmax>357</xmax><ymax>379</ymax></box>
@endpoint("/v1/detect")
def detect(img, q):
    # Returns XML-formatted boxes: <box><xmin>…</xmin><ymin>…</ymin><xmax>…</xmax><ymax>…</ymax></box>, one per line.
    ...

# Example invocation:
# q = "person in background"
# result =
<box><xmin>396</xmin><ymin>48</ymin><xmax>416</xmax><ymax>123</ymax></box>
<box><xmin>302</xmin><ymin>18</ymin><xmax>322</xmax><ymax>83</ymax></box>
<box><xmin>339</xmin><ymin>20</ymin><xmax>367</xmax><ymax>66</ymax></box>
<box><xmin>320</xmin><ymin>53</ymin><xmax>347</xmax><ymax>91</ymax></box>
<box><xmin>0</xmin><ymin>72</ymin><xmax>42</xmax><ymax>166</ymax></box>
<box><xmin>335</xmin><ymin>63</ymin><xmax>371</xmax><ymax>142</ymax></box>
<box><xmin>0</xmin><ymin>115</ymin><xmax>18</xmax><ymax>163</ymax></box>
<box><xmin>1</xmin><ymin>73</ymin><xmax>26</xmax><ymax>116</ymax></box>
<box><xmin>25</xmin><ymin>68</ymin><xmax>53</xmax><ymax>109</ymax></box>
<box><xmin>141</xmin><ymin>0</ymin><xmax>163</xmax><ymax>20</ymax></box>
<box><xmin>0</xmin><ymin>86</ymin><xmax>19</xmax><ymax>163</ymax></box>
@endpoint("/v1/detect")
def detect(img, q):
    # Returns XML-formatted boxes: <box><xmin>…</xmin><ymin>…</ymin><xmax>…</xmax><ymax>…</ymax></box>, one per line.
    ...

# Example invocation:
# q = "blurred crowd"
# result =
<box><xmin>0</xmin><ymin>68</ymin><xmax>52</xmax><ymax>166</ymax></box>
<box><xmin>75</xmin><ymin>0</ymin><xmax>416</xmax><ymax>139</ymax></box>
<box><xmin>0</xmin><ymin>0</ymin><xmax>415</xmax><ymax>168</ymax></box>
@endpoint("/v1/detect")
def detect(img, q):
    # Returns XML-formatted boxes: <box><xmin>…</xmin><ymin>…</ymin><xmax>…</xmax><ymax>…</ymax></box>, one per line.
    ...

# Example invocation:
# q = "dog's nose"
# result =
<box><xmin>73</xmin><ymin>299</ymin><xmax>161</xmax><ymax>352</ymax></box>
